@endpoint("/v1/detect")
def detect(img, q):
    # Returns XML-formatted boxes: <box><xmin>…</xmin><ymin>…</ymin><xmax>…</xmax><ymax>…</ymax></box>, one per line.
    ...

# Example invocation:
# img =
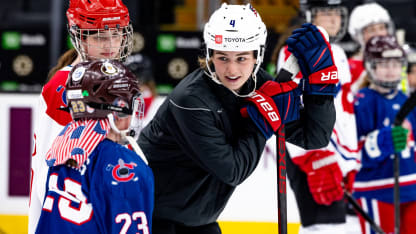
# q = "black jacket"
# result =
<box><xmin>138</xmin><ymin>68</ymin><xmax>335</xmax><ymax>226</ymax></box>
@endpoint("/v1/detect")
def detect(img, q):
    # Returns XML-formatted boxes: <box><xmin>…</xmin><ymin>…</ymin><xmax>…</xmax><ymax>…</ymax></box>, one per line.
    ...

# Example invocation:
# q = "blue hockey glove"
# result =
<box><xmin>286</xmin><ymin>23</ymin><xmax>339</xmax><ymax>93</ymax></box>
<box><xmin>364</xmin><ymin>126</ymin><xmax>408</xmax><ymax>162</ymax></box>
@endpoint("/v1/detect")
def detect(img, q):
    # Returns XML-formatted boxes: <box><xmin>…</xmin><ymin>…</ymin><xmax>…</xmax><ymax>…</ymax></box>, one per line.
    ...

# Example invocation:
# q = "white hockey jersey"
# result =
<box><xmin>278</xmin><ymin>44</ymin><xmax>360</xmax><ymax>176</ymax></box>
<box><xmin>29</xmin><ymin>66</ymin><xmax>73</xmax><ymax>234</ymax></box>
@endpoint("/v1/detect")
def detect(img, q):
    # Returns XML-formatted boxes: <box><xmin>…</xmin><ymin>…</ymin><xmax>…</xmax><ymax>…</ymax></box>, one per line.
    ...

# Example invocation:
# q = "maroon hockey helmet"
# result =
<box><xmin>66</xmin><ymin>59</ymin><xmax>141</xmax><ymax>120</ymax></box>
<box><xmin>364</xmin><ymin>35</ymin><xmax>406</xmax><ymax>89</ymax></box>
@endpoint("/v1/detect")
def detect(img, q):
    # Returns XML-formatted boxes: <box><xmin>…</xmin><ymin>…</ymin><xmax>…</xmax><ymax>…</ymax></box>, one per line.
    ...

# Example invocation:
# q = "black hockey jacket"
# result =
<box><xmin>138</xmin><ymin>68</ymin><xmax>335</xmax><ymax>226</ymax></box>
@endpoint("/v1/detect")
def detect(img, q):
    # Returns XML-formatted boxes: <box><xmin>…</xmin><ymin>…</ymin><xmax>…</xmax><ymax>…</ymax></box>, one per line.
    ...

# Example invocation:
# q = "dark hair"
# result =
<box><xmin>47</xmin><ymin>48</ymin><xmax>78</xmax><ymax>82</ymax></box>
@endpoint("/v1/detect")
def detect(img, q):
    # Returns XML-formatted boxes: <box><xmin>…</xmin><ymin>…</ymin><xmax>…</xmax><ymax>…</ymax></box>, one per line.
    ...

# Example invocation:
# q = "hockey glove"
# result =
<box><xmin>292</xmin><ymin>150</ymin><xmax>344</xmax><ymax>205</ymax></box>
<box><xmin>240</xmin><ymin>81</ymin><xmax>300</xmax><ymax>139</ymax></box>
<box><xmin>286</xmin><ymin>23</ymin><xmax>338</xmax><ymax>95</ymax></box>
<box><xmin>392</xmin><ymin>126</ymin><xmax>408</xmax><ymax>152</ymax></box>
<box><xmin>343</xmin><ymin>170</ymin><xmax>357</xmax><ymax>194</ymax></box>
<box><xmin>364</xmin><ymin>126</ymin><xmax>408</xmax><ymax>162</ymax></box>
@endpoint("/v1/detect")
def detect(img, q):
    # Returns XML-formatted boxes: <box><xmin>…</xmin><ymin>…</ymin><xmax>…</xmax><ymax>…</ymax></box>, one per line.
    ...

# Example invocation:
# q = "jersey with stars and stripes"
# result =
<box><xmin>36</xmin><ymin>139</ymin><xmax>154</xmax><ymax>234</ymax></box>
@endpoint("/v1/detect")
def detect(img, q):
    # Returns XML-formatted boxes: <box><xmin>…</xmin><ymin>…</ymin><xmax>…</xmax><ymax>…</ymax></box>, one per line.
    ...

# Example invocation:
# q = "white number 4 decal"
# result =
<box><xmin>116</xmin><ymin>212</ymin><xmax>149</xmax><ymax>234</ymax></box>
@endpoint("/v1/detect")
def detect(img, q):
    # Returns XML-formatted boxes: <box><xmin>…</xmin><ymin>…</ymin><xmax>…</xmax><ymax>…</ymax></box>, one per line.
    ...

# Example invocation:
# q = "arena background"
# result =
<box><xmin>1</xmin><ymin>0</ymin><xmax>415</xmax><ymax>233</ymax></box>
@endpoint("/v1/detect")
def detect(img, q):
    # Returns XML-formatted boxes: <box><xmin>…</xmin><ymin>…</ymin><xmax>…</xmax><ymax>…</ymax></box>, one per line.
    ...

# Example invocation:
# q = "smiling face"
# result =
<box><xmin>211</xmin><ymin>50</ymin><xmax>256</xmax><ymax>92</ymax></box>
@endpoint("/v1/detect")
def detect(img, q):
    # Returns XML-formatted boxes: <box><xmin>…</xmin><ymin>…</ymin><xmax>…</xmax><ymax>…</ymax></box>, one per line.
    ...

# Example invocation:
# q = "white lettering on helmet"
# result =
<box><xmin>382</xmin><ymin>49</ymin><xmax>403</xmax><ymax>58</ymax></box>
<box><xmin>102</xmin><ymin>17</ymin><xmax>121</xmax><ymax>21</ymax></box>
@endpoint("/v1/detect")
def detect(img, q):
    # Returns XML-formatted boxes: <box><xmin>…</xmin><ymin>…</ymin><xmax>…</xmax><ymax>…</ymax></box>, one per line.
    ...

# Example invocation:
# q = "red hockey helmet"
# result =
<box><xmin>66</xmin><ymin>0</ymin><xmax>133</xmax><ymax>61</ymax></box>
<box><xmin>364</xmin><ymin>35</ymin><xmax>406</xmax><ymax>89</ymax></box>
<box><xmin>66</xmin><ymin>59</ymin><xmax>142</xmax><ymax>120</ymax></box>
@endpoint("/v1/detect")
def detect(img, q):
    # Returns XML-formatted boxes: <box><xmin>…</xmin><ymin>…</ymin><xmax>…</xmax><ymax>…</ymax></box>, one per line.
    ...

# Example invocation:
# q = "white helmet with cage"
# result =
<box><xmin>348</xmin><ymin>2</ymin><xmax>394</xmax><ymax>46</ymax></box>
<box><xmin>203</xmin><ymin>3</ymin><xmax>267</xmax><ymax>95</ymax></box>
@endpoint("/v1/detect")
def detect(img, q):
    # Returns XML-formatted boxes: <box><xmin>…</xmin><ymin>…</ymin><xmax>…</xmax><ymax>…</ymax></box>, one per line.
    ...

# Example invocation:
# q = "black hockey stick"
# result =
<box><xmin>274</xmin><ymin>26</ymin><xmax>329</xmax><ymax>234</ymax></box>
<box><xmin>391</xmin><ymin>90</ymin><xmax>416</xmax><ymax>234</ymax></box>
<box><xmin>275</xmin><ymin>71</ymin><xmax>291</xmax><ymax>234</ymax></box>
<box><xmin>345</xmin><ymin>191</ymin><xmax>385</xmax><ymax>234</ymax></box>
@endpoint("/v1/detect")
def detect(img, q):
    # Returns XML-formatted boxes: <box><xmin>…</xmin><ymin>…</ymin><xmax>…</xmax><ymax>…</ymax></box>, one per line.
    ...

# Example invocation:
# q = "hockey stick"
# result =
<box><xmin>391</xmin><ymin>90</ymin><xmax>416</xmax><ymax>234</ymax></box>
<box><xmin>274</xmin><ymin>26</ymin><xmax>329</xmax><ymax>234</ymax></box>
<box><xmin>274</xmin><ymin>51</ymin><xmax>294</xmax><ymax>234</ymax></box>
<box><xmin>345</xmin><ymin>191</ymin><xmax>385</xmax><ymax>234</ymax></box>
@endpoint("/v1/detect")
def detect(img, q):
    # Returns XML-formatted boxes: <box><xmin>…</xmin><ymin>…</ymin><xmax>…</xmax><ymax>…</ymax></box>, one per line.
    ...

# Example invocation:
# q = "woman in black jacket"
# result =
<box><xmin>138</xmin><ymin>3</ymin><xmax>336</xmax><ymax>234</ymax></box>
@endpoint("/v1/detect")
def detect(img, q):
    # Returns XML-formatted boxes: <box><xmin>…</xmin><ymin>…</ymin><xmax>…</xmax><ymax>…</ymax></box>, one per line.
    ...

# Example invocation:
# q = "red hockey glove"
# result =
<box><xmin>343</xmin><ymin>170</ymin><xmax>357</xmax><ymax>194</ymax></box>
<box><xmin>241</xmin><ymin>80</ymin><xmax>300</xmax><ymax>139</ymax></box>
<box><xmin>292</xmin><ymin>150</ymin><xmax>344</xmax><ymax>205</ymax></box>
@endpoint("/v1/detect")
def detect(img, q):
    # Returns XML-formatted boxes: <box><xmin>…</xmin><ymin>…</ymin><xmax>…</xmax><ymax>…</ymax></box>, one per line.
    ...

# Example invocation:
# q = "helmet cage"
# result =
<box><xmin>66</xmin><ymin>0</ymin><xmax>133</xmax><ymax>61</ymax></box>
<box><xmin>307</xmin><ymin>6</ymin><xmax>348</xmax><ymax>43</ymax></box>
<box><xmin>107</xmin><ymin>94</ymin><xmax>145</xmax><ymax>139</ymax></box>
<box><xmin>364</xmin><ymin>35</ymin><xmax>406</xmax><ymax>90</ymax></box>
<box><xmin>69</xmin><ymin>23</ymin><xmax>133</xmax><ymax>61</ymax></box>
<box><xmin>366</xmin><ymin>58</ymin><xmax>406</xmax><ymax>89</ymax></box>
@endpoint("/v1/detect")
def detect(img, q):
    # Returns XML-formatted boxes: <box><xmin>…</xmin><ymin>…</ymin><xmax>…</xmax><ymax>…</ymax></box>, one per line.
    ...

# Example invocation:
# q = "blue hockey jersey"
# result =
<box><xmin>354</xmin><ymin>87</ymin><xmax>416</xmax><ymax>203</ymax></box>
<box><xmin>35</xmin><ymin>139</ymin><xmax>154</xmax><ymax>234</ymax></box>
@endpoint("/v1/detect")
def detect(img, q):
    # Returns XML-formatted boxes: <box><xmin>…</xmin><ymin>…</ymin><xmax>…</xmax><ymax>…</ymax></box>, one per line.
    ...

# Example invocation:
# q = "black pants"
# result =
<box><xmin>152</xmin><ymin>218</ymin><xmax>222</xmax><ymax>234</ymax></box>
<box><xmin>286</xmin><ymin>149</ymin><xmax>346</xmax><ymax>227</ymax></box>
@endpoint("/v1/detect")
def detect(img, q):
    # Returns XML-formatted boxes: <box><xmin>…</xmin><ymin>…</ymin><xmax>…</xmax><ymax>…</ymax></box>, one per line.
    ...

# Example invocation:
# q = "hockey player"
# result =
<box><xmin>29</xmin><ymin>1</ymin><xmax>133</xmax><ymax>233</ymax></box>
<box><xmin>35</xmin><ymin>59</ymin><xmax>154</xmax><ymax>234</ymax></box>
<box><xmin>353</xmin><ymin>35</ymin><xmax>416</xmax><ymax>234</ymax></box>
<box><xmin>275</xmin><ymin>1</ymin><xmax>360</xmax><ymax>233</ymax></box>
<box><xmin>348</xmin><ymin>2</ymin><xmax>394</xmax><ymax>93</ymax></box>
<box><xmin>138</xmin><ymin>3</ymin><xmax>338</xmax><ymax>234</ymax></box>
<box><xmin>277</xmin><ymin>0</ymin><xmax>350</xmax><ymax>83</ymax></box>
<box><xmin>124</xmin><ymin>53</ymin><xmax>165</xmax><ymax>131</ymax></box>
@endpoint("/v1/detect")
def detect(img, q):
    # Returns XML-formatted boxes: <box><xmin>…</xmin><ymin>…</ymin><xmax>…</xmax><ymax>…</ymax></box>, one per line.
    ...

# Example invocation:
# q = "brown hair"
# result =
<box><xmin>360</xmin><ymin>75</ymin><xmax>371</xmax><ymax>89</ymax></box>
<box><xmin>47</xmin><ymin>48</ymin><xmax>78</xmax><ymax>82</ymax></box>
<box><xmin>198</xmin><ymin>56</ymin><xmax>210</xmax><ymax>70</ymax></box>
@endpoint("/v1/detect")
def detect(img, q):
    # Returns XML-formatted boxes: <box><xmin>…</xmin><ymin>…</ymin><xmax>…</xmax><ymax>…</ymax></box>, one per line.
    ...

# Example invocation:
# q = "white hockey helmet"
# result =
<box><xmin>348</xmin><ymin>3</ymin><xmax>394</xmax><ymax>46</ymax></box>
<box><xmin>203</xmin><ymin>3</ymin><xmax>267</xmax><ymax>94</ymax></box>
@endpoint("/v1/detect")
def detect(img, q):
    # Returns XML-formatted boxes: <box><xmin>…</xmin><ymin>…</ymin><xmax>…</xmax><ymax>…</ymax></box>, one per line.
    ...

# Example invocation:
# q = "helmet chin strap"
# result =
<box><xmin>107</xmin><ymin>113</ymin><xmax>148</xmax><ymax>165</ymax></box>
